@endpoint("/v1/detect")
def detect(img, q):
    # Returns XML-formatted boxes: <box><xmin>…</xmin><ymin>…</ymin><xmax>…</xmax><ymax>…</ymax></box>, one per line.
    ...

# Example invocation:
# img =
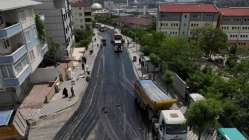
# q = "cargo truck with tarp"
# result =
<box><xmin>134</xmin><ymin>80</ymin><xmax>187</xmax><ymax>140</ymax></box>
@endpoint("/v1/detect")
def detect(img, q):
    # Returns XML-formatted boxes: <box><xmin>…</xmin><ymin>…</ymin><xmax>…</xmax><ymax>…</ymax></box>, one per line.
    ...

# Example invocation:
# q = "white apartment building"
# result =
<box><xmin>0</xmin><ymin>0</ymin><xmax>48</xmax><ymax>107</ymax></box>
<box><xmin>157</xmin><ymin>3</ymin><xmax>219</xmax><ymax>37</ymax></box>
<box><xmin>71</xmin><ymin>1</ymin><xmax>92</xmax><ymax>30</ymax></box>
<box><xmin>34</xmin><ymin>0</ymin><xmax>75</xmax><ymax>59</ymax></box>
<box><xmin>220</xmin><ymin>8</ymin><xmax>249</xmax><ymax>47</ymax></box>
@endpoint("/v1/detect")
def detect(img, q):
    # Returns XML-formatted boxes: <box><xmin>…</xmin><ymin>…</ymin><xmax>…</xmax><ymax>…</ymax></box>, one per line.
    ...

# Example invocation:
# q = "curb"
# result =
<box><xmin>31</xmin><ymin>33</ymin><xmax>101</xmax><ymax>125</ymax></box>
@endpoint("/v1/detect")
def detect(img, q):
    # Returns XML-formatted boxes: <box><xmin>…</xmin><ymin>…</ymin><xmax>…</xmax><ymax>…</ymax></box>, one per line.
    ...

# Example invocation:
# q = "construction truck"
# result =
<box><xmin>134</xmin><ymin>80</ymin><xmax>187</xmax><ymax>140</ymax></box>
<box><xmin>111</xmin><ymin>30</ymin><xmax>124</xmax><ymax>52</ymax></box>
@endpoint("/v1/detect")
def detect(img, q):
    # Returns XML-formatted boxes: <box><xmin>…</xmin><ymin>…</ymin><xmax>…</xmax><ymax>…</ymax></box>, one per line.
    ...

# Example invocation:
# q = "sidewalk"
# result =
<box><xmin>20</xmin><ymin>29</ymin><xmax>102</xmax><ymax>124</ymax></box>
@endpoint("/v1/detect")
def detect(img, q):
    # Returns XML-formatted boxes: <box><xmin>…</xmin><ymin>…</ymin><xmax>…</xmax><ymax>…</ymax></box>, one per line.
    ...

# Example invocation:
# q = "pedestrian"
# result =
<box><xmin>85</xmin><ymin>64</ymin><xmax>90</xmax><ymax>75</ymax></box>
<box><xmin>82</xmin><ymin>56</ymin><xmax>87</xmax><ymax>64</ymax></box>
<box><xmin>81</xmin><ymin>63</ymin><xmax>85</xmax><ymax>71</ymax></box>
<box><xmin>62</xmin><ymin>88</ymin><xmax>68</xmax><ymax>98</ymax></box>
<box><xmin>70</xmin><ymin>86</ymin><xmax>75</xmax><ymax>98</ymax></box>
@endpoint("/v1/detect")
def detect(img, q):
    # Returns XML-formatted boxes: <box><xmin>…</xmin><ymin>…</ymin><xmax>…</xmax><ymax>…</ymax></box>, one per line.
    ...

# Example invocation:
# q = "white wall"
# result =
<box><xmin>30</xmin><ymin>67</ymin><xmax>59</xmax><ymax>84</ymax></box>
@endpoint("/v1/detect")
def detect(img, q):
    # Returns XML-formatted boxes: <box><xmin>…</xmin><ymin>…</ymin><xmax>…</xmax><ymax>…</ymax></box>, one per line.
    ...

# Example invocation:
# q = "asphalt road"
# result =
<box><xmin>54</xmin><ymin>30</ymin><xmax>150</xmax><ymax>140</ymax></box>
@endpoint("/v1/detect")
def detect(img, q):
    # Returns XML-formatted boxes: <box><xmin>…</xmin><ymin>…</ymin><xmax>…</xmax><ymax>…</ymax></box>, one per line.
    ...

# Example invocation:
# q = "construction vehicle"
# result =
<box><xmin>111</xmin><ymin>30</ymin><xmax>124</xmax><ymax>52</ymax></box>
<box><xmin>134</xmin><ymin>80</ymin><xmax>187</xmax><ymax>140</ymax></box>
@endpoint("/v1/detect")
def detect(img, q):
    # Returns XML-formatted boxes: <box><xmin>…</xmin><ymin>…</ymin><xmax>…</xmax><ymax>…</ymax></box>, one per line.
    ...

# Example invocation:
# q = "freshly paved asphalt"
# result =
<box><xmin>54</xmin><ymin>30</ymin><xmax>150</xmax><ymax>140</ymax></box>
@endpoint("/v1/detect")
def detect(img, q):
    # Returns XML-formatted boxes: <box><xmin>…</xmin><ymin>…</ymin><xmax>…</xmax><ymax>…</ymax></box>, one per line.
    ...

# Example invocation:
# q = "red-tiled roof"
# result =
<box><xmin>220</xmin><ymin>8</ymin><xmax>249</xmax><ymax>16</ymax></box>
<box><xmin>159</xmin><ymin>3</ymin><xmax>218</xmax><ymax>13</ymax></box>
<box><xmin>70</xmin><ymin>0</ymin><xmax>90</xmax><ymax>8</ymax></box>
<box><xmin>119</xmin><ymin>16</ymin><xmax>153</xmax><ymax>26</ymax></box>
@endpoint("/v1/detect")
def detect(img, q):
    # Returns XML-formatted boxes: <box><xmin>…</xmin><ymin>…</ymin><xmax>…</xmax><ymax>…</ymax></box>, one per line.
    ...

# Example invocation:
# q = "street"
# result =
<box><xmin>54</xmin><ymin>30</ymin><xmax>151</xmax><ymax>140</ymax></box>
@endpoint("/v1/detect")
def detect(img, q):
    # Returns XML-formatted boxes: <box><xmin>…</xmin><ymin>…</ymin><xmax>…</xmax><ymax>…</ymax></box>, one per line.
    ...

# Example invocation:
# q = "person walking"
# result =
<box><xmin>62</xmin><ymin>88</ymin><xmax>68</xmax><ymax>98</ymax></box>
<box><xmin>70</xmin><ymin>86</ymin><xmax>75</xmax><ymax>98</ymax></box>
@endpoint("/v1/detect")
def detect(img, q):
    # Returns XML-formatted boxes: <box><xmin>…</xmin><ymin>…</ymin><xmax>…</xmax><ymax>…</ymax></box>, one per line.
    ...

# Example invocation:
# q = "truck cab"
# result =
<box><xmin>155</xmin><ymin>110</ymin><xmax>187</xmax><ymax>140</ymax></box>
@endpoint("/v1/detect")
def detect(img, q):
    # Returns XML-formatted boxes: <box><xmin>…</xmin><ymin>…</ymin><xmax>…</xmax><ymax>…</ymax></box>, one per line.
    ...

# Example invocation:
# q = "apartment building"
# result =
<box><xmin>0</xmin><ymin>0</ymin><xmax>48</xmax><ymax>106</ymax></box>
<box><xmin>219</xmin><ymin>8</ymin><xmax>249</xmax><ymax>46</ymax></box>
<box><xmin>71</xmin><ymin>1</ymin><xmax>93</xmax><ymax>30</ymax></box>
<box><xmin>157</xmin><ymin>3</ymin><xmax>219</xmax><ymax>37</ymax></box>
<box><xmin>34</xmin><ymin>0</ymin><xmax>74</xmax><ymax>59</ymax></box>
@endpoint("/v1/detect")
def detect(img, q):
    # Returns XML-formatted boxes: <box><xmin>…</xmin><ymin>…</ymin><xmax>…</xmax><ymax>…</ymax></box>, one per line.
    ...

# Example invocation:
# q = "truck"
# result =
<box><xmin>112</xmin><ymin>30</ymin><xmax>124</xmax><ymax>52</ymax></box>
<box><xmin>134</xmin><ymin>80</ymin><xmax>187</xmax><ymax>140</ymax></box>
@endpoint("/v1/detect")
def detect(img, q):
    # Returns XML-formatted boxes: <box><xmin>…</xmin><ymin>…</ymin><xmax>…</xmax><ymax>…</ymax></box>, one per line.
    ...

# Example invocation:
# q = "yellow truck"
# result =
<box><xmin>0</xmin><ymin>109</ymin><xmax>29</xmax><ymax>140</ymax></box>
<box><xmin>134</xmin><ymin>80</ymin><xmax>187</xmax><ymax>140</ymax></box>
<box><xmin>134</xmin><ymin>80</ymin><xmax>177</xmax><ymax>120</ymax></box>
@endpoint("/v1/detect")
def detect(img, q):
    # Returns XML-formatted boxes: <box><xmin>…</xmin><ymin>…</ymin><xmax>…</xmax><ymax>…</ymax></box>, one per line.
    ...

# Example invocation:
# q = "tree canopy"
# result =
<box><xmin>187</xmin><ymin>99</ymin><xmax>223</xmax><ymax>140</ymax></box>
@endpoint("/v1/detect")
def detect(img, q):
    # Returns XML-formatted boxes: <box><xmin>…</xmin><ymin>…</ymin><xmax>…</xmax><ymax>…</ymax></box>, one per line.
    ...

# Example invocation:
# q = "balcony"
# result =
<box><xmin>0</xmin><ymin>44</ymin><xmax>28</xmax><ymax>64</ymax></box>
<box><xmin>1</xmin><ymin>65</ymin><xmax>32</xmax><ymax>87</ymax></box>
<box><xmin>0</xmin><ymin>23</ymin><xmax>22</xmax><ymax>39</ymax></box>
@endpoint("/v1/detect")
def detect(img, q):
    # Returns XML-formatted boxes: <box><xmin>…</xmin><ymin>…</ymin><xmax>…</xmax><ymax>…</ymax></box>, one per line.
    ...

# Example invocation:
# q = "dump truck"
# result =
<box><xmin>0</xmin><ymin>109</ymin><xmax>29</xmax><ymax>140</ymax></box>
<box><xmin>111</xmin><ymin>30</ymin><xmax>124</xmax><ymax>52</ymax></box>
<box><xmin>134</xmin><ymin>80</ymin><xmax>187</xmax><ymax>140</ymax></box>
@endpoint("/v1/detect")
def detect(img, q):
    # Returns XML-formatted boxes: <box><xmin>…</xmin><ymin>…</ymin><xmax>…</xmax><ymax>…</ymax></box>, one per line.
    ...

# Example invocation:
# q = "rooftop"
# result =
<box><xmin>161</xmin><ymin>110</ymin><xmax>186</xmax><ymax>125</ymax></box>
<box><xmin>0</xmin><ymin>0</ymin><xmax>41</xmax><ymax>11</ymax></box>
<box><xmin>118</xmin><ymin>16</ymin><xmax>153</xmax><ymax>27</ymax></box>
<box><xmin>159</xmin><ymin>3</ymin><xmax>218</xmax><ymax>13</ymax></box>
<box><xmin>0</xmin><ymin>110</ymin><xmax>14</xmax><ymax>126</ymax></box>
<box><xmin>70</xmin><ymin>0</ymin><xmax>90</xmax><ymax>8</ymax></box>
<box><xmin>217</xmin><ymin>128</ymin><xmax>246</xmax><ymax>140</ymax></box>
<box><xmin>220</xmin><ymin>7</ymin><xmax>249</xmax><ymax>16</ymax></box>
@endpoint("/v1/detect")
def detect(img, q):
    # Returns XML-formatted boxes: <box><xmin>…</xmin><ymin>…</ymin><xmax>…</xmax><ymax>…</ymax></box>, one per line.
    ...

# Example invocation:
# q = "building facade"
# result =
<box><xmin>71</xmin><ymin>1</ymin><xmax>92</xmax><ymax>30</ymax></box>
<box><xmin>34</xmin><ymin>0</ymin><xmax>74</xmax><ymax>59</ymax></box>
<box><xmin>219</xmin><ymin>8</ymin><xmax>249</xmax><ymax>47</ymax></box>
<box><xmin>157</xmin><ymin>3</ymin><xmax>219</xmax><ymax>37</ymax></box>
<box><xmin>0</xmin><ymin>0</ymin><xmax>48</xmax><ymax>107</ymax></box>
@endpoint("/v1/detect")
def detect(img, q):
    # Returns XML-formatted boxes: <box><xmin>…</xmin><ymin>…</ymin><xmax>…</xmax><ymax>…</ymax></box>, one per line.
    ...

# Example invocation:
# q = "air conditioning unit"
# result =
<box><xmin>0</xmin><ymin>15</ymin><xmax>6</xmax><ymax>29</ymax></box>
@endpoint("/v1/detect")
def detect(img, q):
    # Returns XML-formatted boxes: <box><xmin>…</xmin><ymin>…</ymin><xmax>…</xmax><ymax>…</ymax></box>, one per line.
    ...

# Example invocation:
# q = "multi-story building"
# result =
<box><xmin>71</xmin><ymin>1</ymin><xmax>93</xmax><ymax>30</ymax></box>
<box><xmin>157</xmin><ymin>3</ymin><xmax>219</xmax><ymax>37</ymax></box>
<box><xmin>34</xmin><ymin>0</ymin><xmax>74</xmax><ymax>59</ymax></box>
<box><xmin>219</xmin><ymin>8</ymin><xmax>249</xmax><ymax>46</ymax></box>
<box><xmin>0</xmin><ymin>0</ymin><xmax>48</xmax><ymax>107</ymax></box>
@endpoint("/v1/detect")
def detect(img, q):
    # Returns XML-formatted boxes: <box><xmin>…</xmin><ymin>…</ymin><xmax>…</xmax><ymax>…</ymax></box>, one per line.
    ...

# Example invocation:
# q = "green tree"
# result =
<box><xmin>35</xmin><ymin>14</ymin><xmax>46</xmax><ymax>42</ymax></box>
<box><xmin>192</xmin><ymin>27</ymin><xmax>228</xmax><ymax>59</ymax></box>
<box><xmin>186</xmin><ymin>99</ymin><xmax>222</xmax><ymax>140</ymax></box>
<box><xmin>47</xmin><ymin>37</ymin><xmax>59</xmax><ymax>59</ymax></box>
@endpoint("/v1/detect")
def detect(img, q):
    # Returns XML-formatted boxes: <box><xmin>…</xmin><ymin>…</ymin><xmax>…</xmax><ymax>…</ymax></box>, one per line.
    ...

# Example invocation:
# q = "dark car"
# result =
<box><xmin>102</xmin><ymin>39</ymin><xmax>106</xmax><ymax>46</ymax></box>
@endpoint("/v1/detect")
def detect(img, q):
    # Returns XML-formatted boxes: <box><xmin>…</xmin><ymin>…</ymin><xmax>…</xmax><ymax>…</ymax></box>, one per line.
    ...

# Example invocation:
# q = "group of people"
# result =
<box><xmin>62</xmin><ymin>86</ymin><xmax>75</xmax><ymax>98</ymax></box>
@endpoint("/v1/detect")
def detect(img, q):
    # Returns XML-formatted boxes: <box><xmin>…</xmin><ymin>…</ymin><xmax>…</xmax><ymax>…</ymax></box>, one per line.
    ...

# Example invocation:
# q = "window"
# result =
<box><xmin>19</xmin><ymin>11</ymin><xmax>26</xmax><ymax>21</ymax></box>
<box><xmin>79</xmin><ymin>13</ymin><xmax>83</xmax><ymax>16</ymax></box>
<box><xmin>85</xmin><ymin>12</ymin><xmax>91</xmax><ymax>16</ymax></box>
<box><xmin>85</xmin><ymin>18</ymin><xmax>91</xmax><ymax>22</ymax></box>
<box><xmin>14</xmin><ymin>56</ymin><xmax>28</xmax><ymax>75</ymax></box>
<box><xmin>0</xmin><ymin>65</ymin><xmax>15</xmax><ymax>79</ymax></box>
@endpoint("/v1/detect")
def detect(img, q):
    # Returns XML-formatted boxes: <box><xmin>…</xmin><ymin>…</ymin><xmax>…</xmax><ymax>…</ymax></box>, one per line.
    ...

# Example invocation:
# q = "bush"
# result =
<box><xmin>162</xmin><ymin>70</ymin><xmax>174</xmax><ymax>85</ymax></box>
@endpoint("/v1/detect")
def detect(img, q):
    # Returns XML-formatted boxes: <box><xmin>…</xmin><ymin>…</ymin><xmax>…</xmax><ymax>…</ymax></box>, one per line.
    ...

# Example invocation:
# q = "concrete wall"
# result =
<box><xmin>30</xmin><ymin>67</ymin><xmax>59</xmax><ymax>84</ymax></box>
<box><xmin>172</xmin><ymin>73</ymin><xmax>187</xmax><ymax>98</ymax></box>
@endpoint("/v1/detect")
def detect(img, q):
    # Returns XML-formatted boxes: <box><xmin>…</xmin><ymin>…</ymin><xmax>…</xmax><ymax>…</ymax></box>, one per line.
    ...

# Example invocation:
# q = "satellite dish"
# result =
<box><xmin>53</xmin><ymin>0</ymin><xmax>65</xmax><ymax>9</ymax></box>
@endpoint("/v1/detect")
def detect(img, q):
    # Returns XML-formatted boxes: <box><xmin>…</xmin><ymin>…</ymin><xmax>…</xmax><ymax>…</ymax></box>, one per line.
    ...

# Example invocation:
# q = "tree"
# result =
<box><xmin>192</xmin><ymin>27</ymin><xmax>228</xmax><ymax>59</ymax></box>
<box><xmin>35</xmin><ymin>14</ymin><xmax>46</xmax><ymax>42</ymax></box>
<box><xmin>47</xmin><ymin>37</ymin><xmax>59</xmax><ymax>59</ymax></box>
<box><xmin>186</xmin><ymin>99</ymin><xmax>223</xmax><ymax>140</ymax></box>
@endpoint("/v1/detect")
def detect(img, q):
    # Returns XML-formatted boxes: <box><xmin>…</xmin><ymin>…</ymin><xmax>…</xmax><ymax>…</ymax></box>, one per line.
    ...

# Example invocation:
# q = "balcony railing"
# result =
<box><xmin>0</xmin><ymin>23</ymin><xmax>22</xmax><ymax>39</ymax></box>
<box><xmin>0</xmin><ymin>45</ymin><xmax>27</xmax><ymax>63</ymax></box>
